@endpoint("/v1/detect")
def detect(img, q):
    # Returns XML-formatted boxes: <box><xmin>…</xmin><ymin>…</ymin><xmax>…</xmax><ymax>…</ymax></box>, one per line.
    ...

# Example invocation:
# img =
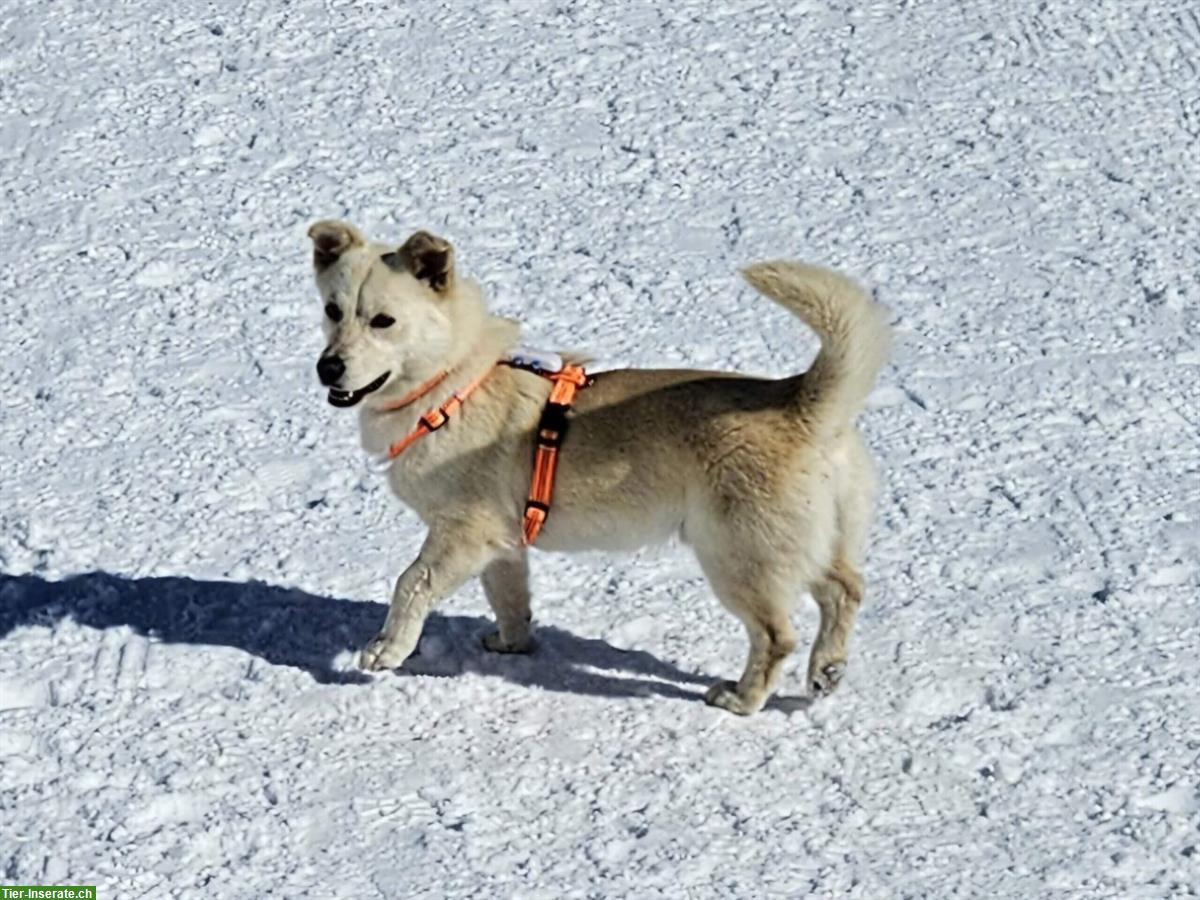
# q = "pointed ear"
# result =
<box><xmin>307</xmin><ymin>220</ymin><xmax>365</xmax><ymax>270</ymax></box>
<box><xmin>387</xmin><ymin>230</ymin><xmax>455</xmax><ymax>293</ymax></box>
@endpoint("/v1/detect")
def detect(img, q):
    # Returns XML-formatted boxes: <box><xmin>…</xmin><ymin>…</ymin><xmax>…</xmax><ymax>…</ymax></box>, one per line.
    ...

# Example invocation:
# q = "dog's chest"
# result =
<box><xmin>382</xmin><ymin>450</ymin><xmax>443</xmax><ymax>504</ymax></box>
<box><xmin>358</xmin><ymin>414</ymin><xmax>491</xmax><ymax>517</ymax></box>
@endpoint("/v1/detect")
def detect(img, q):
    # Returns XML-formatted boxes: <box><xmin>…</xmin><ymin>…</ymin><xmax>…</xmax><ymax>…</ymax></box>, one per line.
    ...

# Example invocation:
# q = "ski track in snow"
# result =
<box><xmin>2</xmin><ymin>1</ymin><xmax>1198</xmax><ymax>897</ymax></box>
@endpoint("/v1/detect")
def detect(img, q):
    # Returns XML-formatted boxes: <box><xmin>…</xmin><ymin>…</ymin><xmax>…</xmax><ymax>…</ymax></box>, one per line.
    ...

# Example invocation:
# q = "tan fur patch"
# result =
<box><xmin>307</xmin><ymin>220</ymin><xmax>364</xmax><ymax>271</ymax></box>
<box><xmin>393</xmin><ymin>230</ymin><xmax>455</xmax><ymax>292</ymax></box>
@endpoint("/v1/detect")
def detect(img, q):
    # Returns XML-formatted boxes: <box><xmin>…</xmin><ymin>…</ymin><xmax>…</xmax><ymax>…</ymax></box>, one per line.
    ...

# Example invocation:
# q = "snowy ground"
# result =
<box><xmin>2</xmin><ymin>1</ymin><xmax>1199</xmax><ymax>897</ymax></box>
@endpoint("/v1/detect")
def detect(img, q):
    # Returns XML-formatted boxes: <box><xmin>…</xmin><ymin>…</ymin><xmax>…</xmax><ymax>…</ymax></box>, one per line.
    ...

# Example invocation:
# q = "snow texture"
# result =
<box><xmin>2</xmin><ymin>1</ymin><xmax>1198</xmax><ymax>897</ymax></box>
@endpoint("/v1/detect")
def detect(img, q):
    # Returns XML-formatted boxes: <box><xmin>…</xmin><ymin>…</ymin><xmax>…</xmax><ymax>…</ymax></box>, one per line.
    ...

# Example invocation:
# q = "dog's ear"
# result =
<box><xmin>307</xmin><ymin>220</ymin><xmax>365</xmax><ymax>271</ymax></box>
<box><xmin>385</xmin><ymin>230</ymin><xmax>455</xmax><ymax>293</ymax></box>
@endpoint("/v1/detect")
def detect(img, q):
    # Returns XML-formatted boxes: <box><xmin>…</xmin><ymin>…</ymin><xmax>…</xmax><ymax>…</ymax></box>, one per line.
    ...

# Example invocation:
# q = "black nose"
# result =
<box><xmin>317</xmin><ymin>355</ymin><xmax>345</xmax><ymax>386</ymax></box>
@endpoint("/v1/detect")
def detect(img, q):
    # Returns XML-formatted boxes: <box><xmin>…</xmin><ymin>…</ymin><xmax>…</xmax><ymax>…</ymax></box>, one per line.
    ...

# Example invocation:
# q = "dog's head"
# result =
<box><xmin>307</xmin><ymin>220</ymin><xmax>465</xmax><ymax>408</ymax></box>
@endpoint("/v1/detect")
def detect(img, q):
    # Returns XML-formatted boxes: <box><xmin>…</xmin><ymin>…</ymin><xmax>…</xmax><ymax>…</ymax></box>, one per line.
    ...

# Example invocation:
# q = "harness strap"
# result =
<box><xmin>521</xmin><ymin>364</ymin><xmax>589</xmax><ymax>545</ymax></box>
<box><xmin>382</xmin><ymin>366</ymin><xmax>496</xmax><ymax>460</ymax></box>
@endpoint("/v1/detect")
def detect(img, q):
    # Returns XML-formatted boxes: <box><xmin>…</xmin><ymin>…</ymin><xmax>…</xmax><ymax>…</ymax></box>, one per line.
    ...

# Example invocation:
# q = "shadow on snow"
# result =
<box><xmin>0</xmin><ymin>571</ymin><xmax>820</xmax><ymax>710</ymax></box>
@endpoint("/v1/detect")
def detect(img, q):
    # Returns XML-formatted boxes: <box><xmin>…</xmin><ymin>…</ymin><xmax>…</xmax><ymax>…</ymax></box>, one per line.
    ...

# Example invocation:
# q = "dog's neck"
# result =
<box><xmin>356</xmin><ymin>313</ymin><xmax>521</xmax><ymax>456</ymax></box>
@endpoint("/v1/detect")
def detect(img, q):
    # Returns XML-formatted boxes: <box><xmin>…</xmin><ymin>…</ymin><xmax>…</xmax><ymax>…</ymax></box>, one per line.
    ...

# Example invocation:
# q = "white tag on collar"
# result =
<box><xmin>365</xmin><ymin>453</ymin><xmax>394</xmax><ymax>475</ymax></box>
<box><xmin>505</xmin><ymin>347</ymin><xmax>564</xmax><ymax>375</ymax></box>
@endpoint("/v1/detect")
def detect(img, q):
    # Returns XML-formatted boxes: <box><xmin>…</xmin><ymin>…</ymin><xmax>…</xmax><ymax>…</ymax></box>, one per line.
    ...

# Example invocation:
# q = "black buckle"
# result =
<box><xmin>421</xmin><ymin>408</ymin><xmax>449</xmax><ymax>431</ymax></box>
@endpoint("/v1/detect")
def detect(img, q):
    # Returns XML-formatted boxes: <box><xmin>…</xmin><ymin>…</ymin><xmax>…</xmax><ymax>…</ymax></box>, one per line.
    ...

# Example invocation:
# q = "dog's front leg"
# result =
<box><xmin>359</xmin><ymin>531</ymin><xmax>495</xmax><ymax>672</ymax></box>
<box><xmin>480</xmin><ymin>554</ymin><xmax>534</xmax><ymax>653</ymax></box>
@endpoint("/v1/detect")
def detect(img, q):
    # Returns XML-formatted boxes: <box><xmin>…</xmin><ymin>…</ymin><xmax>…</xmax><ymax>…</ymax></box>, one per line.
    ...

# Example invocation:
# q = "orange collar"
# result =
<box><xmin>377</xmin><ymin>364</ymin><xmax>497</xmax><ymax>461</ymax></box>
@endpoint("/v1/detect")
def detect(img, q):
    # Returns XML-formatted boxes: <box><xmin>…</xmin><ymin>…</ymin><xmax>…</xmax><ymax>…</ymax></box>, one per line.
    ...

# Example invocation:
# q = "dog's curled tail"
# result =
<box><xmin>741</xmin><ymin>260</ymin><xmax>891</xmax><ymax>434</ymax></box>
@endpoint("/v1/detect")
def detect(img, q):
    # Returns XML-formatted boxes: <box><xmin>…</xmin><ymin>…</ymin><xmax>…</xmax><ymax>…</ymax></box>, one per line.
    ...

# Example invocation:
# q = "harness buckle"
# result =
<box><xmin>421</xmin><ymin>408</ymin><xmax>449</xmax><ymax>431</ymax></box>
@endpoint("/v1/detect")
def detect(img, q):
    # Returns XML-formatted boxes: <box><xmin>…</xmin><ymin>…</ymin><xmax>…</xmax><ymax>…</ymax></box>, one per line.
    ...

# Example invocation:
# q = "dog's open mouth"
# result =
<box><xmin>328</xmin><ymin>371</ymin><xmax>390</xmax><ymax>408</ymax></box>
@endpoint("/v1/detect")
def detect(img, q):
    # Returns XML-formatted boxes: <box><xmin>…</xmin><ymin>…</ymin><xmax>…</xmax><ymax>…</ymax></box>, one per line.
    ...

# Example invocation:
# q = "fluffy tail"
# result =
<box><xmin>741</xmin><ymin>261</ymin><xmax>890</xmax><ymax>435</ymax></box>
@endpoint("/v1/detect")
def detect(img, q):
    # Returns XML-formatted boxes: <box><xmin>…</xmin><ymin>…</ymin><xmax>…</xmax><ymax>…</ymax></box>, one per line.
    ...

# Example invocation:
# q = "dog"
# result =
<box><xmin>307</xmin><ymin>220</ymin><xmax>890</xmax><ymax>714</ymax></box>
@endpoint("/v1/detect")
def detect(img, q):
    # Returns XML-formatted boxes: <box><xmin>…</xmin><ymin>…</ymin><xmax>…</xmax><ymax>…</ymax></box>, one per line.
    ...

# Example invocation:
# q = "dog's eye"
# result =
<box><xmin>370</xmin><ymin>314</ymin><xmax>395</xmax><ymax>329</ymax></box>
<box><xmin>324</xmin><ymin>302</ymin><xmax>343</xmax><ymax>323</ymax></box>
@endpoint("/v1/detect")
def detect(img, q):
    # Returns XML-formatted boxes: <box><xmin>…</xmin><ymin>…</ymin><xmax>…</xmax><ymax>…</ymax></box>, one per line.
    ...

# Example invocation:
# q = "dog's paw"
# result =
<box><xmin>704</xmin><ymin>681</ymin><xmax>762</xmax><ymax>716</ymax></box>
<box><xmin>481</xmin><ymin>630</ymin><xmax>535</xmax><ymax>654</ymax></box>
<box><xmin>359</xmin><ymin>634</ymin><xmax>409</xmax><ymax>672</ymax></box>
<box><xmin>809</xmin><ymin>660</ymin><xmax>846</xmax><ymax>696</ymax></box>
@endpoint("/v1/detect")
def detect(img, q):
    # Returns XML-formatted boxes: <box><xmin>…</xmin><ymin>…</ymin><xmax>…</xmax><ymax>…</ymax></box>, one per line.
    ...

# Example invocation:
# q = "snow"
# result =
<box><xmin>2</xmin><ymin>1</ymin><xmax>1198</xmax><ymax>897</ymax></box>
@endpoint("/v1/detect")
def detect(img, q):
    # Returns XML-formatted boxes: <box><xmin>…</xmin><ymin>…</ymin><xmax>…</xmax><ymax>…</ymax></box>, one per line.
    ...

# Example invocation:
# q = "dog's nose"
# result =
<box><xmin>317</xmin><ymin>355</ymin><xmax>345</xmax><ymax>386</ymax></box>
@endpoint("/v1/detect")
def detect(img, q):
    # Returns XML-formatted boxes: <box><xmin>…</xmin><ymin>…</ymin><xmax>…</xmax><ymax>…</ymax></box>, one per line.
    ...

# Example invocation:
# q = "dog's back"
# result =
<box><xmin>539</xmin><ymin>263</ymin><xmax>890</xmax><ymax>557</ymax></box>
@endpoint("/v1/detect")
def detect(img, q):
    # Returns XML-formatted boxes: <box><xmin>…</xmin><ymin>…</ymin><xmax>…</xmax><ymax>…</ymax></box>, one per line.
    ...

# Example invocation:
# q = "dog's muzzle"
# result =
<box><xmin>327</xmin><ymin>370</ymin><xmax>391</xmax><ymax>408</ymax></box>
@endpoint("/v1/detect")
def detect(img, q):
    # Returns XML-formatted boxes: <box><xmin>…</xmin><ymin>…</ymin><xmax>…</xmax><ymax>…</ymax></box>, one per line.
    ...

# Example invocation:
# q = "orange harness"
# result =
<box><xmin>375</xmin><ymin>358</ymin><xmax>590</xmax><ymax>545</ymax></box>
<box><xmin>518</xmin><ymin>363</ymin><xmax>589</xmax><ymax>544</ymax></box>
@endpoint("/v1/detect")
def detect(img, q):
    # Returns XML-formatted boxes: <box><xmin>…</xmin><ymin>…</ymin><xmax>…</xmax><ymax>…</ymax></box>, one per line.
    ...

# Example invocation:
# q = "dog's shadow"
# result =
<box><xmin>0</xmin><ymin>572</ymin><xmax>819</xmax><ymax>709</ymax></box>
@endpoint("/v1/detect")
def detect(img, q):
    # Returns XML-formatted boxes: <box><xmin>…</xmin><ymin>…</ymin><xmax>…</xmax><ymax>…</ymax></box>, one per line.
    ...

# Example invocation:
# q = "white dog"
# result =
<box><xmin>308</xmin><ymin>221</ymin><xmax>889</xmax><ymax>714</ymax></box>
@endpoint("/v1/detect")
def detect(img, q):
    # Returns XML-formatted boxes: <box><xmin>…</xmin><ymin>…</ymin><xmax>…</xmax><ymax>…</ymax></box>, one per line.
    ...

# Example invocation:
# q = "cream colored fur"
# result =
<box><xmin>307</xmin><ymin>220</ymin><xmax>890</xmax><ymax>715</ymax></box>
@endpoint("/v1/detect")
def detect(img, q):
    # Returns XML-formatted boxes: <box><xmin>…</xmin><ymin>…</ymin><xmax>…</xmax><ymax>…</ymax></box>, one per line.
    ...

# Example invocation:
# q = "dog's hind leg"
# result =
<box><xmin>808</xmin><ymin>444</ymin><xmax>873</xmax><ymax>695</ymax></box>
<box><xmin>481</xmin><ymin>553</ymin><xmax>534</xmax><ymax>653</ymax></box>
<box><xmin>696</xmin><ymin>549</ymin><xmax>798</xmax><ymax>715</ymax></box>
<box><xmin>807</xmin><ymin>558</ymin><xmax>864</xmax><ymax>695</ymax></box>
